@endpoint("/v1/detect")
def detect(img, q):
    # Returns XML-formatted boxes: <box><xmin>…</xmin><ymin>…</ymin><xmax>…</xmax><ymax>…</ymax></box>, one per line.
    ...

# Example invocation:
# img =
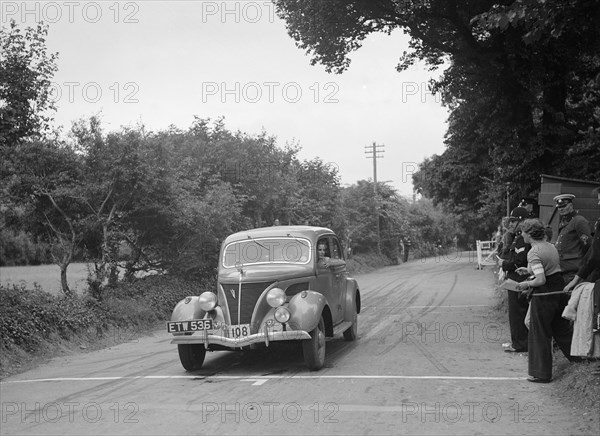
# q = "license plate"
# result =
<box><xmin>167</xmin><ymin>319</ymin><xmax>213</xmax><ymax>333</ymax></box>
<box><xmin>228</xmin><ymin>324</ymin><xmax>251</xmax><ymax>338</ymax></box>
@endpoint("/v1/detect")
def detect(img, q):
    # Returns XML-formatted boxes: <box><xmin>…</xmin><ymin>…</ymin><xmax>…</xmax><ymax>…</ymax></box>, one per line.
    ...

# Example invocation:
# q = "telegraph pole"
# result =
<box><xmin>505</xmin><ymin>183</ymin><xmax>510</xmax><ymax>217</ymax></box>
<box><xmin>365</xmin><ymin>142</ymin><xmax>385</xmax><ymax>254</ymax></box>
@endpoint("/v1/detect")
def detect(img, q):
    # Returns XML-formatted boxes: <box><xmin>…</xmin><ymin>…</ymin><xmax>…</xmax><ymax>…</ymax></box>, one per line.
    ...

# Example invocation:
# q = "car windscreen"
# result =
<box><xmin>222</xmin><ymin>237</ymin><xmax>312</xmax><ymax>267</ymax></box>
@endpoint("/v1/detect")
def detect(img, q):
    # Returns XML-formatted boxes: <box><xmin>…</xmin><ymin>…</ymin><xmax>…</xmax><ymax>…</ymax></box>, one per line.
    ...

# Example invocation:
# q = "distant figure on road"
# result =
<box><xmin>403</xmin><ymin>238</ymin><xmax>411</xmax><ymax>263</ymax></box>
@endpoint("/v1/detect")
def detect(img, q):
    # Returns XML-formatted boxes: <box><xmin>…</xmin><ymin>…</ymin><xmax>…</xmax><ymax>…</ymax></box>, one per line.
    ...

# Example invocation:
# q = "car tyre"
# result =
<box><xmin>303</xmin><ymin>315</ymin><xmax>326</xmax><ymax>371</ymax></box>
<box><xmin>343</xmin><ymin>301</ymin><xmax>358</xmax><ymax>341</ymax></box>
<box><xmin>178</xmin><ymin>344</ymin><xmax>206</xmax><ymax>371</ymax></box>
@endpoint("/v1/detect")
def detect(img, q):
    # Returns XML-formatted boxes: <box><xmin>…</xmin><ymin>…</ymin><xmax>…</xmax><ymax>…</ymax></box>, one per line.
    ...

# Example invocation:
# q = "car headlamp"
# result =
<box><xmin>198</xmin><ymin>292</ymin><xmax>217</xmax><ymax>311</ymax></box>
<box><xmin>274</xmin><ymin>306</ymin><xmax>291</xmax><ymax>323</ymax></box>
<box><xmin>266</xmin><ymin>287</ymin><xmax>286</xmax><ymax>307</ymax></box>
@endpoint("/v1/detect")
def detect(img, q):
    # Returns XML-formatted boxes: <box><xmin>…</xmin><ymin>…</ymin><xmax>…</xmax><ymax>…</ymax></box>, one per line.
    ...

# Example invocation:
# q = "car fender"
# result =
<box><xmin>170</xmin><ymin>296</ymin><xmax>206</xmax><ymax>322</ymax></box>
<box><xmin>343</xmin><ymin>278</ymin><xmax>361</xmax><ymax>321</ymax></box>
<box><xmin>287</xmin><ymin>291</ymin><xmax>327</xmax><ymax>332</ymax></box>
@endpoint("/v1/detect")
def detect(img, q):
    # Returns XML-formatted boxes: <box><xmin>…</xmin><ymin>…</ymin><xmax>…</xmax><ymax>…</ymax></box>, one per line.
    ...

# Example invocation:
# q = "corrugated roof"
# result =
<box><xmin>541</xmin><ymin>174</ymin><xmax>600</xmax><ymax>185</ymax></box>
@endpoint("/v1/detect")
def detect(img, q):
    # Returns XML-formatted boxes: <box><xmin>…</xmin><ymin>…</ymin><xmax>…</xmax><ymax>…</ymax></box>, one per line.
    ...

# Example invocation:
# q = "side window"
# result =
<box><xmin>330</xmin><ymin>238</ymin><xmax>342</xmax><ymax>259</ymax></box>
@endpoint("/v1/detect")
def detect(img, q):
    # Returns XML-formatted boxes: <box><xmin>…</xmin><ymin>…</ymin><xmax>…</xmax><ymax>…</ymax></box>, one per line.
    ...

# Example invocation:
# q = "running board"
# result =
<box><xmin>332</xmin><ymin>321</ymin><xmax>352</xmax><ymax>337</ymax></box>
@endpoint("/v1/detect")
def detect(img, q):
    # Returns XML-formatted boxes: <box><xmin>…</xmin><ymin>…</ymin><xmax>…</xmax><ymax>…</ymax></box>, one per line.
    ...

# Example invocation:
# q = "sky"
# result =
<box><xmin>2</xmin><ymin>0</ymin><xmax>450</xmax><ymax>196</ymax></box>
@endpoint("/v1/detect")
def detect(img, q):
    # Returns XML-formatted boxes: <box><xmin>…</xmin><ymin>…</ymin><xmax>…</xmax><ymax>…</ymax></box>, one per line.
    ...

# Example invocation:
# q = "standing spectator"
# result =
<box><xmin>403</xmin><ymin>237</ymin><xmax>411</xmax><ymax>263</ymax></box>
<box><xmin>501</xmin><ymin>207</ymin><xmax>531</xmax><ymax>352</ymax></box>
<box><xmin>516</xmin><ymin>219</ymin><xmax>576</xmax><ymax>383</ymax></box>
<box><xmin>519</xmin><ymin>197</ymin><xmax>539</xmax><ymax>218</ymax></box>
<box><xmin>497</xmin><ymin>217</ymin><xmax>514</xmax><ymax>261</ymax></box>
<box><xmin>554</xmin><ymin>194</ymin><xmax>592</xmax><ymax>283</ymax></box>
<box><xmin>564</xmin><ymin>187</ymin><xmax>600</xmax><ymax>332</ymax></box>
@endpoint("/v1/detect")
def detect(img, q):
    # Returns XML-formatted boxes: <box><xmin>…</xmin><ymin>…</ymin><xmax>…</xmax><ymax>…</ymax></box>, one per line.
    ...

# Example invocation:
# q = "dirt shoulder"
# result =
<box><xmin>0</xmin><ymin>321</ymin><xmax>166</xmax><ymax>379</ymax></box>
<box><xmin>491</xmin><ymin>281</ymin><xmax>599</xmax><ymax>434</ymax></box>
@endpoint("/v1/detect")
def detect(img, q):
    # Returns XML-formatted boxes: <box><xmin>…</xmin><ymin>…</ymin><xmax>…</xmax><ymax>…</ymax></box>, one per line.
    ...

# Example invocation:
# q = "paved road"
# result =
<box><xmin>0</xmin><ymin>253</ymin><xmax>590</xmax><ymax>435</ymax></box>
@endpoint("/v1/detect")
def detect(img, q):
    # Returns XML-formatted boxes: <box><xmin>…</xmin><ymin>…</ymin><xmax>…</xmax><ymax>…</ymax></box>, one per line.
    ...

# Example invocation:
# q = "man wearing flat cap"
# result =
<box><xmin>554</xmin><ymin>194</ymin><xmax>592</xmax><ymax>283</ymax></box>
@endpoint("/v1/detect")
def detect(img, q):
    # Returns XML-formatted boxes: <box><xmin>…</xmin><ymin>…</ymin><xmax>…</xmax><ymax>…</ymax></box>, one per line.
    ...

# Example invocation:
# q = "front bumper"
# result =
<box><xmin>170</xmin><ymin>329</ymin><xmax>311</xmax><ymax>348</ymax></box>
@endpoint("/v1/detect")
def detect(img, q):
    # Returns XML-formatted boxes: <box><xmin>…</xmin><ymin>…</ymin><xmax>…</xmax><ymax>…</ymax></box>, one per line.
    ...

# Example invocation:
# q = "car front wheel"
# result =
<box><xmin>178</xmin><ymin>344</ymin><xmax>206</xmax><ymax>371</ymax></box>
<box><xmin>303</xmin><ymin>315</ymin><xmax>326</xmax><ymax>371</ymax></box>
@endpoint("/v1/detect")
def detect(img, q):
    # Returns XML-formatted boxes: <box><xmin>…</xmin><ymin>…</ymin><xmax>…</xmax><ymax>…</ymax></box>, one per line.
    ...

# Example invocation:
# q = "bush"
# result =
<box><xmin>0</xmin><ymin>229</ymin><xmax>52</xmax><ymax>266</ymax></box>
<box><xmin>103</xmin><ymin>275</ymin><xmax>216</xmax><ymax>319</ymax></box>
<box><xmin>0</xmin><ymin>274</ymin><xmax>214</xmax><ymax>357</ymax></box>
<box><xmin>0</xmin><ymin>284</ymin><xmax>106</xmax><ymax>350</ymax></box>
<box><xmin>101</xmin><ymin>297</ymin><xmax>158</xmax><ymax>328</ymax></box>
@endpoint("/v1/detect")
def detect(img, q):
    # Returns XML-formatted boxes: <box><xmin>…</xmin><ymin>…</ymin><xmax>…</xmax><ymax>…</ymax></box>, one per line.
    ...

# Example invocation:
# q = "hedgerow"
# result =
<box><xmin>0</xmin><ymin>275</ymin><xmax>213</xmax><ymax>357</ymax></box>
<box><xmin>0</xmin><ymin>284</ymin><xmax>105</xmax><ymax>350</ymax></box>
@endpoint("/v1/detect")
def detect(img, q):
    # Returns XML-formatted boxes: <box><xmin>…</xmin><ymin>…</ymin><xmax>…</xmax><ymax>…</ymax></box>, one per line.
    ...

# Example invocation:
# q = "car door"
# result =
<box><xmin>314</xmin><ymin>237</ymin><xmax>340</xmax><ymax>320</ymax></box>
<box><xmin>327</xmin><ymin>236</ymin><xmax>348</xmax><ymax>324</ymax></box>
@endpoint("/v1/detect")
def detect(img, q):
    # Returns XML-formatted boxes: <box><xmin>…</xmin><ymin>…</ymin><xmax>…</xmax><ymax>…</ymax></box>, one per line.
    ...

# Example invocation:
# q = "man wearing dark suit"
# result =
<box><xmin>501</xmin><ymin>207</ymin><xmax>531</xmax><ymax>352</ymax></box>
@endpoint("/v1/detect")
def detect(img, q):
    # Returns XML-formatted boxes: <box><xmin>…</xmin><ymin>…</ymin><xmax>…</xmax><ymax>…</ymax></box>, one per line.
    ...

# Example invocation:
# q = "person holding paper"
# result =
<box><xmin>516</xmin><ymin>219</ymin><xmax>576</xmax><ymax>383</ymax></box>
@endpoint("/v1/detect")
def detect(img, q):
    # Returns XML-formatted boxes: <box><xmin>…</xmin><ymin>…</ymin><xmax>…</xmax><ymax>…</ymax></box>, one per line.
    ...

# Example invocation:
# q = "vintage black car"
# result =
<box><xmin>167</xmin><ymin>225</ymin><xmax>361</xmax><ymax>371</ymax></box>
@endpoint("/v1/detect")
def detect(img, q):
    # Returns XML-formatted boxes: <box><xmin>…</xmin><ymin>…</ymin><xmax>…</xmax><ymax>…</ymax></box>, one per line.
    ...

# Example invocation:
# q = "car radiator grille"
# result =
<box><xmin>221</xmin><ymin>282</ymin><xmax>272</xmax><ymax>326</ymax></box>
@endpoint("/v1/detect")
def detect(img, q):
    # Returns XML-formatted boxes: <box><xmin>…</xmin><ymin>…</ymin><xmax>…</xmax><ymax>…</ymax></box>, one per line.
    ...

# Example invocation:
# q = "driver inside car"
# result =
<box><xmin>317</xmin><ymin>241</ymin><xmax>331</xmax><ymax>266</ymax></box>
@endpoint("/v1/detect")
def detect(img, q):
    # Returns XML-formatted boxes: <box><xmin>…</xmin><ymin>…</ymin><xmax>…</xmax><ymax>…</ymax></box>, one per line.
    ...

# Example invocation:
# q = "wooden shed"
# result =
<box><xmin>538</xmin><ymin>174</ymin><xmax>600</xmax><ymax>242</ymax></box>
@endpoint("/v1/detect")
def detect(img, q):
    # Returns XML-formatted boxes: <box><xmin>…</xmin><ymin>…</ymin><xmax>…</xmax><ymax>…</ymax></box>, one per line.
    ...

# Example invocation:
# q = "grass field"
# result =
<box><xmin>0</xmin><ymin>263</ymin><xmax>90</xmax><ymax>295</ymax></box>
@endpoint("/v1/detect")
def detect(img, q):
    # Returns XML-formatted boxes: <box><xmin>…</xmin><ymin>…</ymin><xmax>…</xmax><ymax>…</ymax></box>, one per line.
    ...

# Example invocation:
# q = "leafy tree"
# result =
<box><xmin>405</xmin><ymin>197</ymin><xmax>460</xmax><ymax>256</ymax></box>
<box><xmin>287</xmin><ymin>158</ymin><xmax>341</xmax><ymax>227</ymax></box>
<box><xmin>274</xmin><ymin>0</ymin><xmax>600</xmax><ymax>238</ymax></box>
<box><xmin>338</xmin><ymin>181</ymin><xmax>377</xmax><ymax>252</ymax></box>
<box><xmin>0</xmin><ymin>20</ymin><xmax>58</xmax><ymax>146</ymax></box>
<box><xmin>5</xmin><ymin>140</ymin><xmax>84</xmax><ymax>295</ymax></box>
<box><xmin>71</xmin><ymin>118</ymin><xmax>153</xmax><ymax>292</ymax></box>
<box><xmin>338</xmin><ymin>180</ymin><xmax>459</xmax><ymax>260</ymax></box>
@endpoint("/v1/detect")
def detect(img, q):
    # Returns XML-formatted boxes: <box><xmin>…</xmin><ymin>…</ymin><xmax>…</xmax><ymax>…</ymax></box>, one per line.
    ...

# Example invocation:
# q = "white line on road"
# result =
<box><xmin>241</xmin><ymin>378</ymin><xmax>269</xmax><ymax>386</ymax></box>
<box><xmin>363</xmin><ymin>305</ymin><xmax>490</xmax><ymax>309</ymax></box>
<box><xmin>2</xmin><ymin>375</ymin><xmax>527</xmax><ymax>384</ymax></box>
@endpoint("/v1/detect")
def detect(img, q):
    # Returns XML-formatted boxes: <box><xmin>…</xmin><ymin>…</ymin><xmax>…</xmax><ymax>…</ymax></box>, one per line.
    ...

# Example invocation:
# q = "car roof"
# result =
<box><xmin>222</xmin><ymin>225</ymin><xmax>335</xmax><ymax>245</ymax></box>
